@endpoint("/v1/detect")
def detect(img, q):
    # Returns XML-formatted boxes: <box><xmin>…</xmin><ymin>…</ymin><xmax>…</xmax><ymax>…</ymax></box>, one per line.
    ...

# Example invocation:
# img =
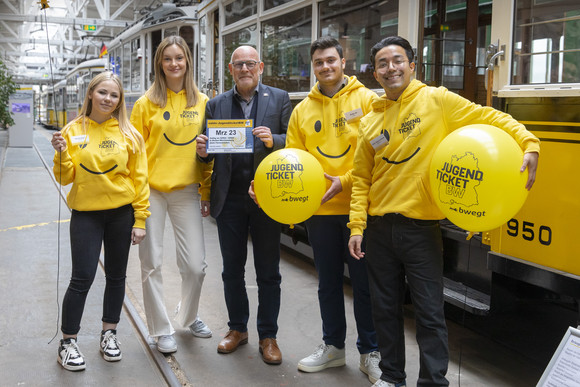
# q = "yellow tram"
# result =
<box><xmin>92</xmin><ymin>0</ymin><xmax>580</xmax><ymax>322</ymax></box>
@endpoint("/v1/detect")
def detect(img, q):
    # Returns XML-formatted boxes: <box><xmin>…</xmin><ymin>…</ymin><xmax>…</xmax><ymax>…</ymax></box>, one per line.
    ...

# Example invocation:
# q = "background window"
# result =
<box><xmin>319</xmin><ymin>0</ymin><xmax>399</xmax><ymax>90</ymax></box>
<box><xmin>131</xmin><ymin>38</ymin><xmax>141</xmax><ymax>92</ymax></box>
<box><xmin>123</xmin><ymin>42</ymin><xmax>131</xmax><ymax>90</ymax></box>
<box><xmin>264</xmin><ymin>0</ymin><xmax>294</xmax><ymax>11</ymax></box>
<box><xmin>512</xmin><ymin>0</ymin><xmax>580</xmax><ymax>84</ymax></box>
<box><xmin>225</xmin><ymin>0</ymin><xmax>257</xmax><ymax>25</ymax></box>
<box><xmin>262</xmin><ymin>7</ymin><xmax>312</xmax><ymax>92</ymax></box>
<box><xmin>223</xmin><ymin>25</ymin><xmax>259</xmax><ymax>90</ymax></box>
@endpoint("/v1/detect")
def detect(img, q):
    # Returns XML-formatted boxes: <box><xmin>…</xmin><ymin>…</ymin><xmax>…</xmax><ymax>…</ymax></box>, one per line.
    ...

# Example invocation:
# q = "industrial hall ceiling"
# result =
<box><xmin>0</xmin><ymin>0</ymin><xmax>199</xmax><ymax>85</ymax></box>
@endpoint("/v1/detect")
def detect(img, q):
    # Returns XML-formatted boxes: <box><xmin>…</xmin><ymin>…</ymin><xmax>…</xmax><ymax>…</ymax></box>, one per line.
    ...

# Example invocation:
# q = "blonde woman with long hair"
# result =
<box><xmin>51</xmin><ymin>71</ymin><xmax>150</xmax><ymax>371</ymax></box>
<box><xmin>130</xmin><ymin>35</ymin><xmax>212</xmax><ymax>354</ymax></box>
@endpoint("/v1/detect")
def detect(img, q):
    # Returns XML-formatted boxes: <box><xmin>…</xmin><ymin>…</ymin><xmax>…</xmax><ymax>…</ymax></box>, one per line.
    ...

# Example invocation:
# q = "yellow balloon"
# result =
<box><xmin>254</xmin><ymin>148</ymin><xmax>326</xmax><ymax>225</ymax></box>
<box><xmin>429</xmin><ymin>124</ymin><xmax>529</xmax><ymax>232</ymax></box>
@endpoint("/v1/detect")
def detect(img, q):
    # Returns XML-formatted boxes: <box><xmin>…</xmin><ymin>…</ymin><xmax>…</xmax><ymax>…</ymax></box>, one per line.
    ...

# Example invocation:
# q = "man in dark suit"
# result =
<box><xmin>196</xmin><ymin>45</ymin><xmax>291</xmax><ymax>365</ymax></box>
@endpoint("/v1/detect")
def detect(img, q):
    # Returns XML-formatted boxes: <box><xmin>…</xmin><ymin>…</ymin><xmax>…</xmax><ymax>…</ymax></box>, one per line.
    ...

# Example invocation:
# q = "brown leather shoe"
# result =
<box><xmin>217</xmin><ymin>330</ymin><xmax>248</xmax><ymax>354</ymax></box>
<box><xmin>259</xmin><ymin>338</ymin><xmax>282</xmax><ymax>365</ymax></box>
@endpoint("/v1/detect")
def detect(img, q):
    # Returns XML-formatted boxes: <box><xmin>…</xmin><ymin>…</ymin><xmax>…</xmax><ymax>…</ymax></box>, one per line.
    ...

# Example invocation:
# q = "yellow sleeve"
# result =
<box><xmin>339</xmin><ymin>172</ymin><xmax>353</xmax><ymax>194</ymax></box>
<box><xmin>198</xmin><ymin>158</ymin><xmax>213</xmax><ymax>201</ymax></box>
<box><xmin>348</xmin><ymin>118</ymin><xmax>375</xmax><ymax>236</ymax></box>
<box><xmin>285</xmin><ymin>107</ymin><xmax>307</xmax><ymax>150</ymax></box>
<box><xmin>52</xmin><ymin>148</ymin><xmax>75</xmax><ymax>186</ymax></box>
<box><xmin>339</xmin><ymin>88</ymin><xmax>377</xmax><ymax>194</ymax></box>
<box><xmin>196</xmin><ymin>94</ymin><xmax>213</xmax><ymax>201</ymax></box>
<box><xmin>130</xmin><ymin>98</ymin><xmax>150</xmax><ymax>142</ymax></box>
<box><xmin>441</xmin><ymin>89</ymin><xmax>540</xmax><ymax>154</ymax></box>
<box><xmin>129</xmin><ymin>147</ymin><xmax>150</xmax><ymax>229</ymax></box>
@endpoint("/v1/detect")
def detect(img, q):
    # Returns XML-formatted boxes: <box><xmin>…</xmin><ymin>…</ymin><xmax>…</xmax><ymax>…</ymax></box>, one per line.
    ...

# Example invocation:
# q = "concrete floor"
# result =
<box><xmin>0</xmin><ymin>127</ymin><xmax>547</xmax><ymax>386</ymax></box>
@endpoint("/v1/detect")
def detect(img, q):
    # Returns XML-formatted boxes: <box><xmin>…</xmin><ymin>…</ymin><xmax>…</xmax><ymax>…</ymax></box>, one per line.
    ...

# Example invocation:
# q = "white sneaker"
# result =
<box><xmin>156</xmin><ymin>335</ymin><xmax>177</xmax><ymax>354</ymax></box>
<box><xmin>297</xmin><ymin>344</ymin><xmax>346</xmax><ymax>373</ymax></box>
<box><xmin>58</xmin><ymin>338</ymin><xmax>86</xmax><ymax>371</ymax></box>
<box><xmin>189</xmin><ymin>318</ymin><xmax>212</xmax><ymax>338</ymax></box>
<box><xmin>372</xmin><ymin>379</ymin><xmax>407</xmax><ymax>387</ymax></box>
<box><xmin>360</xmin><ymin>351</ymin><xmax>381</xmax><ymax>383</ymax></box>
<box><xmin>100</xmin><ymin>329</ymin><xmax>122</xmax><ymax>361</ymax></box>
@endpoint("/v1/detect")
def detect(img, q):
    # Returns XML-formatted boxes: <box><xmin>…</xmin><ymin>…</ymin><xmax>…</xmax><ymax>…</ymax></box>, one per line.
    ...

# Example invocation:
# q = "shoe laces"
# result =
<box><xmin>102</xmin><ymin>330</ymin><xmax>120</xmax><ymax>351</ymax></box>
<box><xmin>367</xmin><ymin>351</ymin><xmax>381</xmax><ymax>366</ymax></box>
<box><xmin>62</xmin><ymin>340</ymin><xmax>83</xmax><ymax>363</ymax></box>
<box><xmin>311</xmin><ymin>343</ymin><xmax>330</xmax><ymax>359</ymax></box>
<box><xmin>191</xmin><ymin>318</ymin><xmax>209</xmax><ymax>333</ymax></box>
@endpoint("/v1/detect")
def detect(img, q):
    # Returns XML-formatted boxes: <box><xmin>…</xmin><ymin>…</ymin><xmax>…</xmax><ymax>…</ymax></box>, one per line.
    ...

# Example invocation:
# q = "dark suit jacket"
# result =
<box><xmin>202</xmin><ymin>83</ymin><xmax>292</xmax><ymax>219</ymax></box>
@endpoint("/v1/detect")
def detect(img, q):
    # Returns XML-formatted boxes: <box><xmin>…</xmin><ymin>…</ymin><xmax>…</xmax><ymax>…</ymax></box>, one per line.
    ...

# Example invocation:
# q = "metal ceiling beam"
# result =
<box><xmin>1</xmin><ymin>0</ymin><xmax>18</xmax><ymax>14</ymax></box>
<box><xmin>0</xmin><ymin>38</ymin><xmax>100</xmax><ymax>47</ymax></box>
<box><xmin>0</xmin><ymin>13</ymin><xmax>131</xmax><ymax>28</ymax></box>
<box><xmin>5</xmin><ymin>50</ymin><xmax>95</xmax><ymax>60</ymax></box>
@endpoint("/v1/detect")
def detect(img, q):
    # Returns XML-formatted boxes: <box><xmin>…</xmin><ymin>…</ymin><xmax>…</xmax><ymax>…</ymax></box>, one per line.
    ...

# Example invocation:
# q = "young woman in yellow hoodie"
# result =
<box><xmin>130</xmin><ymin>35</ymin><xmax>212</xmax><ymax>354</ymax></box>
<box><xmin>51</xmin><ymin>71</ymin><xmax>149</xmax><ymax>371</ymax></box>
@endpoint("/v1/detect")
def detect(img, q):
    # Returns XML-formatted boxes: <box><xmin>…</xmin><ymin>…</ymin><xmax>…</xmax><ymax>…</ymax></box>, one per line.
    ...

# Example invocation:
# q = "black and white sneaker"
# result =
<box><xmin>100</xmin><ymin>329</ymin><xmax>122</xmax><ymax>362</ymax></box>
<box><xmin>58</xmin><ymin>338</ymin><xmax>86</xmax><ymax>371</ymax></box>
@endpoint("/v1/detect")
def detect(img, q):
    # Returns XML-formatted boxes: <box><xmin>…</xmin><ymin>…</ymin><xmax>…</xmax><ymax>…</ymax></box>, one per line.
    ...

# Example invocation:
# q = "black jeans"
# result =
<box><xmin>61</xmin><ymin>204</ymin><xmax>134</xmax><ymax>335</ymax></box>
<box><xmin>366</xmin><ymin>213</ymin><xmax>449</xmax><ymax>387</ymax></box>
<box><xmin>305</xmin><ymin>215</ymin><xmax>377</xmax><ymax>354</ymax></box>
<box><xmin>215</xmin><ymin>192</ymin><xmax>281</xmax><ymax>339</ymax></box>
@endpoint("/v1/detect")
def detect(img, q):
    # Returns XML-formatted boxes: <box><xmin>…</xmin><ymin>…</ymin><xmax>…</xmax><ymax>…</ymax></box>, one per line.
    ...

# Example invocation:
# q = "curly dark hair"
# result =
<box><xmin>369</xmin><ymin>36</ymin><xmax>414</xmax><ymax>70</ymax></box>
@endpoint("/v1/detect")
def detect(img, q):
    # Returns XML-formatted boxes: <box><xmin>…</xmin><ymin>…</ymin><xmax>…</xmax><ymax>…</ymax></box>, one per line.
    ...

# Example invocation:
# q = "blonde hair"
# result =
<box><xmin>145</xmin><ymin>35</ymin><xmax>200</xmax><ymax>108</ymax></box>
<box><xmin>62</xmin><ymin>72</ymin><xmax>145</xmax><ymax>153</ymax></box>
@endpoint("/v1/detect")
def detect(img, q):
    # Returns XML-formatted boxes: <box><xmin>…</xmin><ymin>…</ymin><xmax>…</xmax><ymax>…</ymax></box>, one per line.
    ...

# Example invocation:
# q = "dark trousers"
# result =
<box><xmin>215</xmin><ymin>192</ymin><xmax>281</xmax><ymax>339</ymax></box>
<box><xmin>305</xmin><ymin>215</ymin><xmax>378</xmax><ymax>354</ymax></box>
<box><xmin>61</xmin><ymin>204</ymin><xmax>134</xmax><ymax>335</ymax></box>
<box><xmin>365</xmin><ymin>213</ymin><xmax>449</xmax><ymax>387</ymax></box>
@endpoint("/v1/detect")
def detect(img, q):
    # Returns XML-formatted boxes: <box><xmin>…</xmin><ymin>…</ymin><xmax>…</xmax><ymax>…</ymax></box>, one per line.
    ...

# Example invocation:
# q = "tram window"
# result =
<box><xmin>122</xmin><ymin>42</ymin><xmax>131</xmax><ymax>90</ymax></box>
<box><xmin>513</xmin><ymin>0</ymin><xmax>580</xmax><ymax>84</ymax></box>
<box><xmin>179</xmin><ymin>26</ymin><xmax>195</xmax><ymax>58</ymax></box>
<box><xmin>165</xmin><ymin>28</ymin><xmax>178</xmax><ymax>38</ymax></box>
<box><xmin>67</xmin><ymin>77</ymin><xmax>76</xmax><ymax>105</ymax></box>
<box><xmin>199</xmin><ymin>16</ymin><xmax>208</xmax><ymax>93</ymax></box>
<box><xmin>131</xmin><ymin>38</ymin><xmax>141</xmax><ymax>92</ymax></box>
<box><xmin>110</xmin><ymin>48</ymin><xmax>121</xmax><ymax>76</ymax></box>
<box><xmin>261</xmin><ymin>7</ymin><xmax>312</xmax><ymax>93</ymax></box>
<box><xmin>223</xmin><ymin>24</ymin><xmax>259</xmax><ymax>91</ymax></box>
<box><xmin>264</xmin><ymin>0</ymin><xmax>293</xmax><ymax>11</ymax></box>
<box><xmin>441</xmin><ymin>29</ymin><xmax>465</xmax><ymax>90</ymax></box>
<box><xmin>224</xmin><ymin>0</ymin><xmax>257</xmax><ymax>26</ymax></box>
<box><xmin>151</xmin><ymin>30</ymin><xmax>163</xmax><ymax>83</ymax></box>
<box><xmin>319</xmin><ymin>0</ymin><xmax>398</xmax><ymax>90</ymax></box>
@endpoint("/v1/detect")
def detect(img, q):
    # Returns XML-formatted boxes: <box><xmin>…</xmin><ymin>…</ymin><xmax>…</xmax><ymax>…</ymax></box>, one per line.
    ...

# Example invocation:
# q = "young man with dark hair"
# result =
<box><xmin>286</xmin><ymin>36</ymin><xmax>381</xmax><ymax>383</ymax></box>
<box><xmin>348</xmin><ymin>35</ymin><xmax>539</xmax><ymax>387</ymax></box>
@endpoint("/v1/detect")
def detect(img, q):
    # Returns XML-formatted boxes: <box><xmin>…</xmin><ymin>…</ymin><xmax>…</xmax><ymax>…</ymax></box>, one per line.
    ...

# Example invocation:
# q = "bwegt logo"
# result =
<box><xmin>434</xmin><ymin>152</ymin><xmax>486</xmax><ymax>217</ymax></box>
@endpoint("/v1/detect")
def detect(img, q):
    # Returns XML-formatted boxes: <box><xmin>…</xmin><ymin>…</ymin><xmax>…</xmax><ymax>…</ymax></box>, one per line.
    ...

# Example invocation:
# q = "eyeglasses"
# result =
<box><xmin>376</xmin><ymin>58</ymin><xmax>408</xmax><ymax>70</ymax></box>
<box><xmin>232</xmin><ymin>60</ymin><xmax>259</xmax><ymax>70</ymax></box>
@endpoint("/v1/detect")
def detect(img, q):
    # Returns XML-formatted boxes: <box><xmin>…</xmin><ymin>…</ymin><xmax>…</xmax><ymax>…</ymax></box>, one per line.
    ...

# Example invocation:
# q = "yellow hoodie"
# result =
<box><xmin>348</xmin><ymin>79</ymin><xmax>540</xmax><ymax>236</ymax></box>
<box><xmin>130</xmin><ymin>90</ymin><xmax>212</xmax><ymax>199</ymax></box>
<box><xmin>286</xmin><ymin>76</ymin><xmax>376</xmax><ymax>215</ymax></box>
<box><xmin>53</xmin><ymin>117</ymin><xmax>150</xmax><ymax>229</ymax></box>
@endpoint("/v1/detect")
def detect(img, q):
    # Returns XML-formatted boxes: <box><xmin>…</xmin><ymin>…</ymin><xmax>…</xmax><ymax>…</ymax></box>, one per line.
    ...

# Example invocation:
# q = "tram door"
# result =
<box><xmin>417</xmin><ymin>0</ymin><xmax>492</xmax><ymax>105</ymax></box>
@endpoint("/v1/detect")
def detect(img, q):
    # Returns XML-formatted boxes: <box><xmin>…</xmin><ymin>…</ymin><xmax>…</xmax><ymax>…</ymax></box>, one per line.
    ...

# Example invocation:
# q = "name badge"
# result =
<box><xmin>70</xmin><ymin>135</ymin><xmax>89</xmax><ymax>145</ymax></box>
<box><xmin>344</xmin><ymin>108</ymin><xmax>363</xmax><ymax>123</ymax></box>
<box><xmin>370</xmin><ymin>132</ymin><xmax>389</xmax><ymax>150</ymax></box>
<box><xmin>206</xmin><ymin>119</ymin><xmax>254</xmax><ymax>153</ymax></box>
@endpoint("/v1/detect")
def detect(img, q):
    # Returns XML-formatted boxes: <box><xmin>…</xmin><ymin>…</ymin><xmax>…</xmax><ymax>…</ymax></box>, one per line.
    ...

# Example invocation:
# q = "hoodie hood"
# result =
<box><xmin>371</xmin><ymin>78</ymin><xmax>426</xmax><ymax>112</ymax></box>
